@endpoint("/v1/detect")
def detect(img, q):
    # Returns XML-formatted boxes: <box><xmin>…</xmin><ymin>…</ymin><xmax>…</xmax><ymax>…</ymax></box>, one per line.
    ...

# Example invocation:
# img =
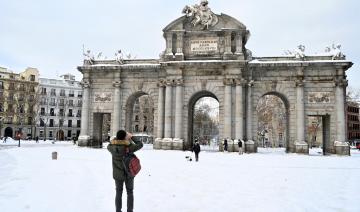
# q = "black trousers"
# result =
<box><xmin>115</xmin><ymin>178</ymin><xmax>134</xmax><ymax>212</ymax></box>
<box><xmin>195</xmin><ymin>152</ymin><xmax>199</xmax><ymax>161</ymax></box>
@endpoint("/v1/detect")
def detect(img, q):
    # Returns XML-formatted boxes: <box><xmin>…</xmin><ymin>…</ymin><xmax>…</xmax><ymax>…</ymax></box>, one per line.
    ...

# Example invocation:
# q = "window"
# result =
<box><xmin>59</xmin><ymin>109</ymin><xmax>64</xmax><ymax>116</ymax></box>
<box><xmin>30</xmin><ymin>75</ymin><xmax>35</xmax><ymax>82</ymax></box>
<box><xmin>40</xmin><ymin>108</ymin><xmax>45</xmax><ymax>116</ymax></box>
<box><xmin>50</xmin><ymin>98</ymin><xmax>56</xmax><ymax>106</ymax></box>
<box><xmin>60</xmin><ymin>89</ymin><xmax>65</xmax><ymax>96</ymax></box>
<box><xmin>30</xmin><ymin>86</ymin><xmax>35</xmax><ymax>92</ymax></box>
<box><xmin>59</xmin><ymin>99</ymin><xmax>65</xmax><ymax>106</ymax></box>
<box><xmin>172</xmin><ymin>33</ymin><xmax>177</xmax><ymax>55</ymax></box>
<box><xmin>18</xmin><ymin>94</ymin><xmax>25</xmax><ymax>101</ymax></box>
<box><xmin>68</xmin><ymin>120</ymin><xmax>72</xmax><ymax>127</ymax></box>
<box><xmin>77</xmin><ymin>100</ymin><xmax>82</xmax><ymax>107</ymax></box>
<box><xmin>39</xmin><ymin>130</ymin><xmax>44</xmax><ymax>137</ymax></box>
<box><xmin>0</xmin><ymin>81</ymin><xmax>3</xmax><ymax>89</ymax></box>
<box><xmin>76</xmin><ymin>110</ymin><xmax>81</xmax><ymax>117</ymax></box>
<box><xmin>29</xmin><ymin>95</ymin><xmax>34</xmax><ymax>102</ymax></box>
<box><xmin>20</xmin><ymin>84</ymin><xmax>25</xmax><ymax>91</ymax></box>
<box><xmin>67</xmin><ymin>130</ymin><xmax>72</xmax><ymax>138</ymax></box>
<box><xmin>41</xmin><ymin>87</ymin><xmax>46</xmax><ymax>95</ymax></box>
<box><xmin>7</xmin><ymin>104</ymin><xmax>13</xmax><ymax>113</ymax></box>
<box><xmin>28</xmin><ymin>106</ymin><xmax>33</xmax><ymax>113</ymax></box>
<box><xmin>68</xmin><ymin>109</ymin><xmax>73</xmax><ymax>117</ymax></box>
<box><xmin>77</xmin><ymin>120</ymin><xmax>81</xmax><ymax>128</ymax></box>
<box><xmin>69</xmin><ymin>90</ymin><xmax>74</xmax><ymax>97</ymax></box>
<box><xmin>28</xmin><ymin>117</ymin><xmax>32</xmax><ymax>125</ymax></box>
<box><xmin>9</xmin><ymin>83</ymin><xmax>15</xmax><ymax>90</ymax></box>
<box><xmin>50</xmin><ymin>89</ymin><xmax>56</xmax><ymax>96</ymax></box>
<box><xmin>144</xmin><ymin>125</ymin><xmax>147</xmax><ymax>132</ymax></box>
<box><xmin>135</xmin><ymin>125</ymin><xmax>139</xmax><ymax>132</ymax></box>
<box><xmin>50</xmin><ymin>108</ymin><xmax>55</xmax><ymax>116</ymax></box>
<box><xmin>59</xmin><ymin>119</ymin><xmax>64</xmax><ymax>127</ymax></box>
<box><xmin>0</xmin><ymin>103</ymin><xmax>2</xmax><ymax>112</ymax></box>
<box><xmin>49</xmin><ymin>119</ymin><xmax>54</xmax><ymax>127</ymax></box>
<box><xmin>135</xmin><ymin>115</ymin><xmax>139</xmax><ymax>121</ymax></box>
<box><xmin>19</xmin><ymin>105</ymin><xmax>24</xmax><ymax>113</ymax></box>
<box><xmin>69</xmin><ymin>100</ymin><xmax>73</xmax><ymax>106</ymax></box>
<box><xmin>41</xmin><ymin>97</ymin><xmax>46</xmax><ymax>105</ymax></box>
<box><xmin>40</xmin><ymin>119</ymin><xmax>45</xmax><ymax>127</ymax></box>
<box><xmin>49</xmin><ymin>131</ymin><xmax>53</xmax><ymax>138</ymax></box>
<box><xmin>78</xmin><ymin>91</ymin><xmax>83</xmax><ymax>97</ymax></box>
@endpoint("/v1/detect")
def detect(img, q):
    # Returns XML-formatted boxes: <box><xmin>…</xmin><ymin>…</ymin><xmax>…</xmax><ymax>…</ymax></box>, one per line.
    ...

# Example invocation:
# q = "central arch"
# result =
<box><xmin>187</xmin><ymin>90</ymin><xmax>219</xmax><ymax>150</ymax></box>
<box><xmin>4</xmin><ymin>127</ymin><xmax>13</xmax><ymax>138</ymax></box>
<box><xmin>255</xmin><ymin>91</ymin><xmax>290</xmax><ymax>152</ymax></box>
<box><xmin>125</xmin><ymin>91</ymin><xmax>155</xmax><ymax>137</ymax></box>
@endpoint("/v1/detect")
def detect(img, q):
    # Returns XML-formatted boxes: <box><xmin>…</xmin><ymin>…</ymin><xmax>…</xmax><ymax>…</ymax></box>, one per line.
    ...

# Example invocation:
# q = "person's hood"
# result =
<box><xmin>110</xmin><ymin>139</ymin><xmax>130</xmax><ymax>146</ymax></box>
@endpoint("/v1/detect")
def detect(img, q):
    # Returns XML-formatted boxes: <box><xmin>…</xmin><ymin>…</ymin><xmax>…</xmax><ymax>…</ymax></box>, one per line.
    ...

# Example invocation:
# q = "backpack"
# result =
<box><xmin>122</xmin><ymin>147</ymin><xmax>141</xmax><ymax>177</ymax></box>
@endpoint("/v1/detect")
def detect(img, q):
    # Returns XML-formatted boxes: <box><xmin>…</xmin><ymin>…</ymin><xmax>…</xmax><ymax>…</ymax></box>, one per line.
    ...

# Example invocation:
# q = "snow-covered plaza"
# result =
<box><xmin>1</xmin><ymin>140</ymin><xmax>359</xmax><ymax>212</ymax></box>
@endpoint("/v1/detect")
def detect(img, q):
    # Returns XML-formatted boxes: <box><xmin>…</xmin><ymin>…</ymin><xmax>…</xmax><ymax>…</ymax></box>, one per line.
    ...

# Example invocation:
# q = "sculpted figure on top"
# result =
<box><xmin>182</xmin><ymin>0</ymin><xmax>218</xmax><ymax>29</ymax></box>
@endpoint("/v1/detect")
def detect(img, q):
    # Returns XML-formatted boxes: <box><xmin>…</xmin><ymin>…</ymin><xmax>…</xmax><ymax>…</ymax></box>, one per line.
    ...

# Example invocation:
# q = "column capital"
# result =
<box><xmin>223</xmin><ymin>78</ymin><xmax>234</xmax><ymax>86</ymax></box>
<box><xmin>157</xmin><ymin>79</ymin><xmax>166</xmax><ymax>87</ymax></box>
<box><xmin>112</xmin><ymin>80</ymin><xmax>122</xmax><ymax>88</ymax></box>
<box><xmin>175</xmin><ymin>79</ymin><xmax>184</xmax><ymax>86</ymax></box>
<box><xmin>295</xmin><ymin>79</ymin><xmax>304</xmax><ymax>87</ymax></box>
<box><xmin>334</xmin><ymin>79</ymin><xmax>348</xmax><ymax>87</ymax></box>
<box><xmin>247</xmin><ymin>80</ymin><xmax>254</xmax><ymax>87</ymax></box>
<box><xmin>165</xmin><ymin>79</ymin><xmax>175</xmax><ymax>87</ymax></box>
<box><xmin>80</xmin><ymin>79</ymin><xmax>91</xmax><ymax>88</ymax></box>
<box><xmin>235</xmin><ymin>78</ymin><xmax>247</xmax><ymax>87</ymax></box>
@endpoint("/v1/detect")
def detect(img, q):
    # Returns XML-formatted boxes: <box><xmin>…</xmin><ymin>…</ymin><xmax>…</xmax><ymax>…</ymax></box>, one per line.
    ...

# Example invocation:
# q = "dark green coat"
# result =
<box><xmin>107</xmin><ymin>138</ymin><xmax>143</xmax><ymax>180</ymax></box>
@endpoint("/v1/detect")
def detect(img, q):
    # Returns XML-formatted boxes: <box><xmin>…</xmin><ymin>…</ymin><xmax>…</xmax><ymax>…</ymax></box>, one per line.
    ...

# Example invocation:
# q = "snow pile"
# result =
<box><xmin>0</xmin><ymin>145</ymin><xmax>359</xmax><ymax>212</ymax></box>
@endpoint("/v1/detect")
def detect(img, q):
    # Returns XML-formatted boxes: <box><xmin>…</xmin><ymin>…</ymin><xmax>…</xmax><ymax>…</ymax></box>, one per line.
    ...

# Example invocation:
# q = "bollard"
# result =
<box><xmin>52</xmin><ymin>151</ymin><xmax>58</xmax><ymax>160</ymax></box>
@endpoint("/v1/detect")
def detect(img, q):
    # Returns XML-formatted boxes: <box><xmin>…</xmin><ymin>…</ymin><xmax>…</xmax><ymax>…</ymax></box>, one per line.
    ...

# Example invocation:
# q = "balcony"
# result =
<box><xmin>68</xmin><ymin>114</ymin><xmax>74</xmax><ymax>117</ymax></box>
<box><xmin>76</xmin><ymin>114</ymin><xmax>81</xmax><ymax>117</ymax></box>
<box><xmin>49</xmin><ymin>102</ymin><xmax>56</xmax><ymax>106</ymax></box>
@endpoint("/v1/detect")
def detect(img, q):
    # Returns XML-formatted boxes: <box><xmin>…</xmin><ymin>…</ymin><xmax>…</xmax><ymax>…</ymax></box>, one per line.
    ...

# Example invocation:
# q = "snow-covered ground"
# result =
<box><xmin>0</xmin><ymin>141</ymin><xmax>359</xmax><ymax>212</ymax></box>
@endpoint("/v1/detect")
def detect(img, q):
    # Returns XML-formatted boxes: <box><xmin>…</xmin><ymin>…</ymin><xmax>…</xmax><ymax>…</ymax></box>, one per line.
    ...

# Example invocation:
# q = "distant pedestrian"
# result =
<box><xmin>35</xmin><ymin>136</ymin><xmax>39</xmax><ymax>143</ymax></box>
<box><xmin>238</xmin><ymin>139</ymin><xmax>243</xmax><ymax>155</ymax></box>
<box><xmin>224</xmin><ymin>139</ymin><xmax>228</xmax><ymax>152</ymax></box>
<box><xmin>4</xmin><ymin>136</ymin><xmax>7</xmax><ymax>143</ymax></box>
<box><xmin>192</xmin><ymin>141</ymin><xmax>201</xmax><ymax>162</ymax></box>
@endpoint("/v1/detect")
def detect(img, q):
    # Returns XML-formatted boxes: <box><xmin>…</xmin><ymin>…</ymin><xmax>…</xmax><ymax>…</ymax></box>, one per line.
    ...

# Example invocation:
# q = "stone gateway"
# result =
<box><xmin>77</xmin><ymin>1</ymin><xmax>352</xmax><ymax>155</ymax></box>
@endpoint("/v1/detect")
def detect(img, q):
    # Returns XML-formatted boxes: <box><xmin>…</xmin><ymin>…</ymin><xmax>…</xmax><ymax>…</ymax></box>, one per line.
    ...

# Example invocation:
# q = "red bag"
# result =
<box><xmin>123</xmin><ymin>148</ymin><xmax>141</xmax><ymax>177</ymax></box>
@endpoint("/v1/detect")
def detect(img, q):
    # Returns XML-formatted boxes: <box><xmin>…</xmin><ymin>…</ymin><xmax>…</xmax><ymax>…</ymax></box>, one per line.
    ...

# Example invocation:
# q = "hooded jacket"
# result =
<box><xmin>107</xmin><ymin>138</ymin><xmax>143</xmax><ymax>180</ymax></box>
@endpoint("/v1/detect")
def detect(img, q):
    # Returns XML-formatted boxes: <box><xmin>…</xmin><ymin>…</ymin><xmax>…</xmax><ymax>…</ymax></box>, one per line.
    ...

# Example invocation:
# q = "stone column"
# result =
<box><xmin>334</xmin><ymin>79</ymin><xmax>350</xmax><ymax>155</ymax></box>
<box><xmin>295</xmin><ymin>79</ymin><xmax>308</xmax><ymax>154</ymax></box>
<box><xmin>175</xmin><ymin>31</ymin><xmax>184</xmax><ymax>59</ymax></box>
<box><xmin>174</xmin><ymin>79</ymin><xmax>183</xmax><ymax>139</ymax></box>
<box><xmin>78</xmin><ymin>79</ymin><xmax>91</xmax><ymax>146</ymax></box>
<box><xmin>246</xmin><ymin>81</ymin><xmax>254</xmax><ymax>141</ymax></box>
<box><xmin>235</xmin><ymin>79</ymin><xmax>245</xmax><ymax>140</ymax></box>
<box><xmin>165</xmin><ymin>33</ymin><xmax>173</xmax><ymax>56</ymax></box>
<box><xmin>223</xmin><ymin>79</ymin><xmax>233</xmax><ymax>139</ymax></box>
<box><xmin>235</xmin><ymin>32</ymin><xmax>243</xmax><ymax>56</ymax></box>
<box><xmin>224</xmin><ymin>31</ymin><xmax>232</xmax><ymax>57</ymax></box>
<box><xmin>164</xmin><ymin>80</ymin><xmax>173</xmax><ymax>139</ymax></box>
<box><xmin>335</xmin><ymin>80</ymin><xmax>347</xmax><ymax>143</ymax></box>
<box><xmin>156</xmin><ymin>80</ymin><xmax>165</xmax><ymax>139</ymax></box>
<box><xmin>112</xmin><ymin>80</ymin><xmax>122</xmax><ymax>136</ymax></box>
<box><xmin>296</xmin><ymin>80</ymin><xmax>305</xmax><ymax>143</ymax></box>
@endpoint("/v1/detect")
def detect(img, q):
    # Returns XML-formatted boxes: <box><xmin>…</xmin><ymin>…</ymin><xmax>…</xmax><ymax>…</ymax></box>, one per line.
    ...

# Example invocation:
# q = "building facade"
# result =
<box><xmin>347</xmin><ymin>102</ymin><xmax>360</xmax><ymax>143</ymax></box>
<box><xmin>131</xmin><ymin>96</ymin><xmax>154</xmax><ymax>135</ymax></box>
<box><xmin>0</xmin><ymin>67</ymin><xmax>39</xmax><ymax>139</ymax></box>
<box><xmin>77</xmin><ymin>1</ymin><xmax>352</xmax><ymax>155</ymax></box>
<box><xmin>37</xmin><ymin>74</ymin><xmax>82</xmax><ymax>140</ymax></box>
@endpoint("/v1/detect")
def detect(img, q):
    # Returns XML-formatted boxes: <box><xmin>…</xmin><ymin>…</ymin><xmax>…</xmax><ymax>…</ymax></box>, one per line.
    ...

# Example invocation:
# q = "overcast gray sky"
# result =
<box><xmin>0</xmin><ymin>0</ymin><xmax>359</xmax><ymax>89</ymax></box>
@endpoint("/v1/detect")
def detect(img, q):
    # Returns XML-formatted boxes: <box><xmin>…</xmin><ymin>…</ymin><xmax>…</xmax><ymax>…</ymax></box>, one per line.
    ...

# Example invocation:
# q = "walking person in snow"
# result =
<box><xmin>223</xmin><ymin>139</ymin><xmax>228</xmax><ymax>152</ymax></box>
<box><xmin>192</xmin><ymin>140</ymin><xmax>201</xmax><ymax>162</ymax></box>
<box><xmin>107</xmin><ymin>130</ymin><xmax>143</xmax><ymax>212</ymax></box>
<box><xmin>238</xmin><ymin>139</ymin><xmax>243</xmax><ymax>155</ymax></box>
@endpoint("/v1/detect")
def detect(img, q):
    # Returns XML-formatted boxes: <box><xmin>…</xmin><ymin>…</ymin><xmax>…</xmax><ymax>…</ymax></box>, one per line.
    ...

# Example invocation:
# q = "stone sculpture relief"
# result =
<box><xmin>308</xmin><ymin>92</ymin><xmax>331</xmax><ymax>104</ymax></box>
<box><xmin>94</xmin><ymin>93</ymin><xmax>112</xmax><ymax>102</ymax></box>
<box><xmin>182</xmin><ymin>0</ymin><xmax>218</xmax><ymax>29</ymax></box>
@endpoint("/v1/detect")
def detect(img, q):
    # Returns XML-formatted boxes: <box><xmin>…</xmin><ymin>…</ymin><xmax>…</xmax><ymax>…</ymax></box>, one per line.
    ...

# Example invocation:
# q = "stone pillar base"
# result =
<box><xmin>295</xmin><ymin>141</ymin><xmax>309</xmax><ymax>154</ymax></box>
<box><xmin>78</xmin><ymin>135</ymin><xmax>90</xmax><ymax>147</ymax></box>
<box><xmin>154</xmin><ymin>138</ymin><xmax>163</xmax><ymax>150</ymax></box>
<box><xmin>172</xmin><ymin>138</ymin><xmax>184</xmax><ymax>150</ymax></box>
<box><xmin>175</xmin><ymin>53</ymin><xmax>184</xmax><ymax>61</ymax></box>
<box><xmin>334</xmin><ymin>141</ymin><xmax>350</xmax><ymax>156</ymax></box>
<box><xmin>245</xmin><ymin>140</ymin><xmax>257</xmax><ymax>153</ymax></box>
<box><xmin>162</xmin><ymin>138</ymin><xmax>173</xmax><ymax>150</ymax></box>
